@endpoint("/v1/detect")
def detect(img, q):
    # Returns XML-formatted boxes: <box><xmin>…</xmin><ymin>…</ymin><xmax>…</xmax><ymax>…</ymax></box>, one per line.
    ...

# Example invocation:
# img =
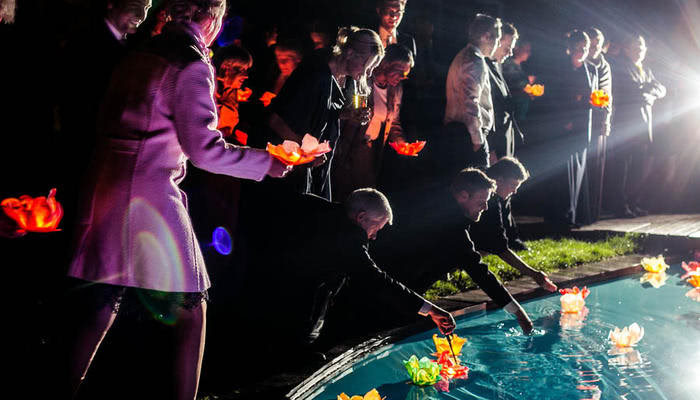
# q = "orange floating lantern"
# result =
<box><xmin>1</xmin><ymin>188</ymin><xmax>63</xmax><ymax>233</ymax></box>
<box><xmin>608</xmin><ymin>323</ymin><xmax>644</xmax><ymax>348</ymax></box>
<box><xmin>524</xmin><ymin>83</ymin><xmax>544</xmax><ymax>97</ymax></box>
<box><xmin>559</xmin><ymin>286</ymin><xmax>590</xmax><ymax>313</ymax></box>
<box><xmin>686</xmin><ymin>272</ymin><xmax>700</xmax><ymax>288</ymax></box>
<box><xmin>266</xmin><ymin>134</ymin><xmax>331</xmax><ymax>166</ymax></box>
<box><xmin>259</xmin><ymin>91</ymin><xmax>277</xmax><ymax>107</ymax></box>
<box><xmin>236</xmin><ymin>87</ymin><xmax>253</xmax><ymax>102</ymax></box>
<box><xmin>680</xmin><ymin>261</ymin><xmax>700</xmax><ymax>280</ymax></box>
<box><xmin>589</xmin><ymin>89</ymin><xmax>610</xmax><ymax>107</ymax></box>
<box><xmin>337</xmin><ymin>389</ymin><xmax>385</xmax><ymax>400</ymax></box>
<box><xmin>389</xmin><ymin>140</ymin><xmax>426</xmax><ymax>157</ymax></box>
<box><xmin>432</xmin><ymin>334</ymin><xmax>466</xmax><ymax>356</ymax></box>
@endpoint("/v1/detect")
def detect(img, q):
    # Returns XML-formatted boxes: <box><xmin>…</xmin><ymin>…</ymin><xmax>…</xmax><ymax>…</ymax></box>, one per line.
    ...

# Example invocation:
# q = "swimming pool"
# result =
<box><xmin>297</xmin><ymin>263</ymin><xmax>700</xmax><ymax>400</ymax></box>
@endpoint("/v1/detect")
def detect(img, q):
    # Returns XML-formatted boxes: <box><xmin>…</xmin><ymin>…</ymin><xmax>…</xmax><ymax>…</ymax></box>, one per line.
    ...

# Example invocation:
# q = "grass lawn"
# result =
<box><xmin>424</xmin><ymin>233</ymin><xmax>641</xmax><ymax>300</ymax></box>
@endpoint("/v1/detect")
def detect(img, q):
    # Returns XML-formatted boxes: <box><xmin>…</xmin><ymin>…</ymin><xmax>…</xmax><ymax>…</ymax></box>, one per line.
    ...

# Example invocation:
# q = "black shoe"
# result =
<box><xmin>509</xmin><ymin>238</ymin><xmax>529</xmax><ymax>252</ymax></box>
<box><xmin>614</xmin><ymin>206</ymin><xmax>636</xmax><ymax>219</ymax></box>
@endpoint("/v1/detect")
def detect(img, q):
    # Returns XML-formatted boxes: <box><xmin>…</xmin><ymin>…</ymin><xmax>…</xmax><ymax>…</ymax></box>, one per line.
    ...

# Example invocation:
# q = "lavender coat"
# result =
<box><xmin>68</xmin><ymin>23</ymin><xmax>273</xmax><ymax>293</ymax></box>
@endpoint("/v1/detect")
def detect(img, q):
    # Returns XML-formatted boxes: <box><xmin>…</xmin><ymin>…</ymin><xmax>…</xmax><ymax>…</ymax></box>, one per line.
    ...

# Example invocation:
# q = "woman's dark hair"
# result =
<box><xmin>212</xmin><ymin>44</ymin><xmax>252</xmax><ymax>70</ymax></box>
<box><xmin>166</xmin><ymin>0</ymin><xmax>226</xmax><ymax>24</ymax></box>
<box><xmin>382</xmin><ymin>43</ymin><xmax>414</xmax><ymax>67</ymax></box>
<box><xmin>565</xmin><ymin>29</ymin><xmax>590</xmax><ymax>52</ymax></box>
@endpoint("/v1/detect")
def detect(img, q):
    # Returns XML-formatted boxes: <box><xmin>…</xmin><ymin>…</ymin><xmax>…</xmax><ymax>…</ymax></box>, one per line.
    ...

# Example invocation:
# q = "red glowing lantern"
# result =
<box><xmin>590</xmin><ymin>90</ymin><xmax>610</xmax><ymax>107</ymax></box>
<box><xmin>389</xmin><ymin>140</ymin><xmax>427</xmax><ymax>157</ymax></box>
<box><xmin>1</xmin><ymin>188</ymin><xmax>63</xmax><ymax>233</ymax></box>
<box><xmin>680</xmin><ymin>261</ymin><xmax>700</xmax><ymax>280</ymax></box>
<box><xmin>436</xmin><ymin>351</ymin><xmax>468</xmax><ymax>379</ymax></box>
<box><xmin>260</xmin><ymin>91</ymin><xmax>277</xmax><ymax>107</ymax></box>
<box><xmin>236</xmin><ymin>87</ymin><xmax>253</xmax><ymax>102</ymax></box>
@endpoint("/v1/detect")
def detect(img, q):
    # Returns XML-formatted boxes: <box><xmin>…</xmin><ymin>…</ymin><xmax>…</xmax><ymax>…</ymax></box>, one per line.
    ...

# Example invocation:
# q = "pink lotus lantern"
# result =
<box><xmin>681</xmin><ymin>261</ymin><xmax>700</xmax><ymax>280</ymax></box>
<box><xmin>559</xmin><ymin>286</ymin><xmax>590</xmax><ymax>313</ymax></box>
<box><xmin>608</xmin><ymin>323</ymin><xmax>644</xmax><ymax>348</ymax></box>
<box><xmin>685</xmin><ymin>288</ymin><xmax>700</xmax><ymax>302</ymax></box>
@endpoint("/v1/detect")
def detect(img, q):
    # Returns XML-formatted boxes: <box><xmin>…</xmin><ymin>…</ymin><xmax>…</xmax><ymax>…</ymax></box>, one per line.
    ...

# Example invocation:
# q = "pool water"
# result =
<box><xmin>307</xmin><ymin>264</ymin><xmax>700</xmax><ymax>400</ymax></box>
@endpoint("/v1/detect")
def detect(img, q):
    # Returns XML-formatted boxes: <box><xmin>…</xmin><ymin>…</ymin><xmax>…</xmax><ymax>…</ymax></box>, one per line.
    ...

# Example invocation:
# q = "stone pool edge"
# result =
<box><xmin>285</xmin><ymin>252</ymin><xmax>685</xmax><ymax>400</ymax></box>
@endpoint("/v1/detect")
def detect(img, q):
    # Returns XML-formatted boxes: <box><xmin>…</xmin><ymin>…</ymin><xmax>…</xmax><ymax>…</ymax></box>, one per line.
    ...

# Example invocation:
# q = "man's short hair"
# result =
<box><xmin>501</xmin><ymin>22</ymin><xmax>519</xmax><ymax>41</ymax></box>
<box><xmin>167</xmin><ymin>0</ymin><xmax>225</xmax><ymax>24</ymax></box>
<box><xmin>346</xmin><ymin>188</ymin><xmax>393</xmax><ymax>225</ymax></box>
<box><xmin>212</xmin><ymin>45</ymin><xmax>253</xmax><ymax>70</ymax></box>
<box><xmin>486</xmin><ymin>157</ymin><xmax>530</xmax><ymax>181</ymax></box>
<box><xmin>584</xmin><ymin>27</ymin><xmax>604</xmax><ymax>43</ymax></box>
<box><xmin>565</xmin><ymin>29</ymin><xmax>590</xmax><ymax>52</ymax></box>
<box><xmin>468</xmin><ymin>13</ymin><xmax>501</xmax><ymax>46</ymax></box>
<box><xmin>451</xmin><ymin>168</ymin><xmax>496</xmax><ymax>195</ymax></box>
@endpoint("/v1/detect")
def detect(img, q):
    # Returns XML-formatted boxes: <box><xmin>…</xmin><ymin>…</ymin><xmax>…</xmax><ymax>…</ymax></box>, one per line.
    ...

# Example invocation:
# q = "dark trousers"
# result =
<box><xmin>588</xmin><ymin>135</ymin><xmax>607</xmax><ymax>221</ymax></box>
<box><xmin>566</xmin><ymin>147</ymin><xmax>591</xmax><ymax>225</ymax></box>
<box><xmin>607</xmin><ymin>137</ymin><xmax>651</xmax><ymax>212</ymax></box>
<box><xmin>435</xmin><ymin>122</ymin><xmax>489</xmax><ymax>183</ymax></box>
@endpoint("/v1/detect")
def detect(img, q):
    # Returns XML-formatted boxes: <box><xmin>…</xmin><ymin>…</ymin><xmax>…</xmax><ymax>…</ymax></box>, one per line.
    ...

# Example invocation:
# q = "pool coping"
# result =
<box><xmin>285</xmin><ymin>253</ymin><xmax>685</xmax><ymax>400</ymax></box>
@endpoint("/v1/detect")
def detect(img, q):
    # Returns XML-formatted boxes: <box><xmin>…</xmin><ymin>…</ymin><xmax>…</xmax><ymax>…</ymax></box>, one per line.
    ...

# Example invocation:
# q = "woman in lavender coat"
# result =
<box><xmin>65</xmin><ymin>1</ymin><xmax>289</xmax><ymax>398</ymax></box>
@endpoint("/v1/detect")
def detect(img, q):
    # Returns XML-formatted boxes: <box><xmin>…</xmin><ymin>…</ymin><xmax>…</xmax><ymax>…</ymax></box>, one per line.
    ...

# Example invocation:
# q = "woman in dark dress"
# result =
<box><xmin>267</xmin><ymin>27</ymin><xmax>385</xmax><ymax>200</ymax></box>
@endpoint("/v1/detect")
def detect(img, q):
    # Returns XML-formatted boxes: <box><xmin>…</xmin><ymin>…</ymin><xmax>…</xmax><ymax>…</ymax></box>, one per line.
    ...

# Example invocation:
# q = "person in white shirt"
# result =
<box><xmin>441</xmin><ymin>14</ymin><xmax>502</xmax><ymax>175</ymax></box>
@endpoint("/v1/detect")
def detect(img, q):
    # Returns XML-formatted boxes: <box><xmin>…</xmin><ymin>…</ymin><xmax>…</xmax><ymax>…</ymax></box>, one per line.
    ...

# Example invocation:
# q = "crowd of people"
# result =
<box><xmin>0</xmin><ymin>0</ymin><xmax>674</xmax><ymax>398</ymax></box>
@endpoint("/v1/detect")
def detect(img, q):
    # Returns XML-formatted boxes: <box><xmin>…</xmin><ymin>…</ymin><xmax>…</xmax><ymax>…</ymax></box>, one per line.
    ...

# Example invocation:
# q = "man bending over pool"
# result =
<box><xmin>246</xmin><ymin>188</ymin><xmax>456</xmax><ymax>348</ymax></box>
<box><xmin>398</xmin><ymin>168</ymin><xmax>536</xmax><ymax>334</ymax></box>
<box><xmin>470</xmin><ymin>157</ymin><xmax>558</xmax><ymax>293</ymax></box>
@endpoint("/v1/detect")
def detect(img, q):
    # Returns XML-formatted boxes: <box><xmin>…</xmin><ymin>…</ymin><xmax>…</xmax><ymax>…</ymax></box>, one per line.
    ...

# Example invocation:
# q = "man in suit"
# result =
<box><xmin>584</xmin><ymin>27</ymin><xmax>613</xmax><ymax>221</ymax></box>
<box><xmin>442</xmin><ymin>14</ymin><xmax>501</xmax><ymax>173</ymax></box>
<box><xmin>486</xmin><ymin>22</ymin><xmax>523</xmax><ymax>162</ymax></box>
<box><xmin>608</xmin><ymin>34</ymin><xmax>666</xmax><ymax>217</ymax></box>
<box><xmin>245</xmin><ymin>189</ymin><xmax>456</xmax><ymax>350</ymax></box>
<box><xmin>376</xmin><ymin>0</ymin><xmax>417</xmax><ymax>57</ymax></box>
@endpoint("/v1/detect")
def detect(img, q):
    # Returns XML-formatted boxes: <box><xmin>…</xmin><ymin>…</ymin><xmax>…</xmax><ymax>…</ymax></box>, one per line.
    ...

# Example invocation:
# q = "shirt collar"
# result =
<box><xmin>104</xmin><ymin>18</ymin><xmax>125</xmax><ymax>42</ymax></box>
<box><xmin>379</xmin><ymin>26</ymin><xmax>397</xmax><ymax>47</ymax></box>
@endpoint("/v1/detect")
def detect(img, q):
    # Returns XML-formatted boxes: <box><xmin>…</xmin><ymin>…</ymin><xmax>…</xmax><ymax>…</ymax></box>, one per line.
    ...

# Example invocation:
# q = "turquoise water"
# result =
<box><xmin>309</xmin><ymin>264</ymin><xmax>700</xmax><ymax>400</ymax></box>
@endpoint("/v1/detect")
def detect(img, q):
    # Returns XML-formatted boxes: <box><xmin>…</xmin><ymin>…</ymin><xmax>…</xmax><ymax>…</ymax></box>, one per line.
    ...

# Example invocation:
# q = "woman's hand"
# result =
<box><xmin>533</xmin><ymin>271</ymin><xmax>557</xmax><ymax>292</ymax></box>
<box><xmin>340</xmin><ymin>107</ymin><xmax>372</xmax><ymax>126</ymax></box>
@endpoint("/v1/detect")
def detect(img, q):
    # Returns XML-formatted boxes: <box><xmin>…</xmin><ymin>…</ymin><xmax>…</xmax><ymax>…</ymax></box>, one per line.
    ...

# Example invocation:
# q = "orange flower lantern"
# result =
<box><xmin>266</xmin><ymin>134</ymin><xmax>331</xmax><ymax>166</ymax></box>
<box><xmin>608</xmin><ymin>323</ymin><xmax>644</xmax><ymax>348</ymax></box>
<box><xmin>432</xmin><ymin>334</ymin><xmax>466</xmax><ymax>356</ymax></box>
<box><xmin>686</xmin><ymin>272</ymin><xmax>700</xmax><ymax>288</ymax></box>
<box><xmin>680</xmin><ymin>261</ymin><xmax>700</xmax><ymax>280</ymax></box>
<box><xmin>559</xmin><ymin>286</ymin><xmax>590</xmax><ymax>313</ymax></box>
<box><xmin>1</xmin><ymin>188</ymin><xmax>63</xmax><ymax>233</ymax></box>
<box><xmin>236</xmin><ymin>87</ymin><xmax>253</xmax><ymax>102</ymax></box>
<box><xmin>259</xmin><ymin>91</ymin><xmax>277</xmax><ymax>107</ymax></box>
<box><xmin>337</xmin><ymin>389</ymin><xmax>385</xmax><ymax>400</ymax></box>
<box><xmin>389</xmin><ymin>140</ymin><xmax>426</xmax><ymax>157</ymax></box>
<box><xmin>589</xmin><ymin>90</ymin><xmax>610</xmax><ymax>107</ymax></box>
<box><xmin>524</xmin><ymin>84</ymin><xmax>544</xmax><ymax>97</ymax></box>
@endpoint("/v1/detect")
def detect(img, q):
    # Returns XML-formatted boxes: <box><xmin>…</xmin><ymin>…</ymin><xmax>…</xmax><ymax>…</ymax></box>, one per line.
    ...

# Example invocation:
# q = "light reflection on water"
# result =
<box><xmin>310</xmin><ymin>264</ymin><xmax>700</xmax><ymax>400</ymax></box>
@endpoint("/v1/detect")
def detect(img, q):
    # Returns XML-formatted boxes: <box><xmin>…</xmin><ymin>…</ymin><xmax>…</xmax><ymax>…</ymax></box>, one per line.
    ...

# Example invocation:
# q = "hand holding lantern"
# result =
<box><xmin>266</xmin><ymin>134</ymin><xmax>331</xmax><ymax>166</ymax></box>
<box><xmin>590</xmin><ymin>89</ymin><xmax>610</xmax><ymax>107</ymax></box>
